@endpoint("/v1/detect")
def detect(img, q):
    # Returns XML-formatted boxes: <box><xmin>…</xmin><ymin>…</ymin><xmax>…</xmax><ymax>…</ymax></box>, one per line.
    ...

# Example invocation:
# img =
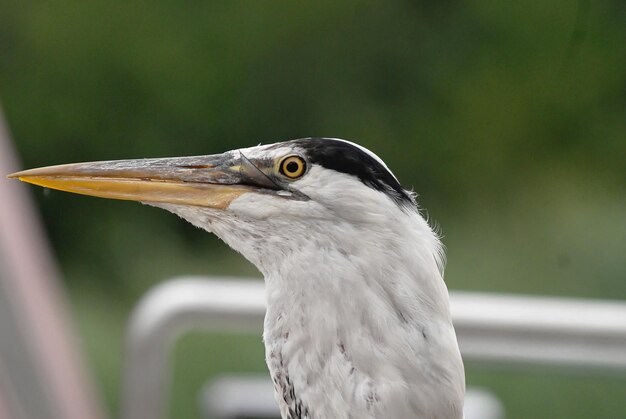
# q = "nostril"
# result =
<box><xmin>176</xmin><ymin>164</ymin><xmax>216</xmax><ymax>169</ymax></box>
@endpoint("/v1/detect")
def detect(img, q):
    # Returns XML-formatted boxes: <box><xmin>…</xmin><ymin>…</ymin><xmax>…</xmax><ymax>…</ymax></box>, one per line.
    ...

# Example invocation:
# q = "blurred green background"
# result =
<box><xmin>1</xmin><ymin>1</ymin><xmax>625</xmax><ymax>418</ymax></box>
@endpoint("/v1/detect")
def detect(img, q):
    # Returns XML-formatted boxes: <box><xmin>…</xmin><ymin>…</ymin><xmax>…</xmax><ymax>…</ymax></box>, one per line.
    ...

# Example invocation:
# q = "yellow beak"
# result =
<box><xmin>7</xmin><ymin>153</ymin><xmax>268</xmax><ymax>210</ymax></box>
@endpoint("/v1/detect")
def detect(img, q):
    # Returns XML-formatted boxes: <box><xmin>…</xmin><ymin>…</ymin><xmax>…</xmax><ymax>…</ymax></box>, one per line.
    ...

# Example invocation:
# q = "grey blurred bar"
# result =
<box><xmin>121</xmin><ymin>277</ymin><xmax>626</xmax><ymax>419</ymax></box>
<box><xmin>201</xmin><ymin>376</ymin><xmax>504</xmax><ymax>419</ymax></box>
<box><xmin>0</xmin><ymin>104</ymin><xmax>107</xmax><ymax>419</ymax></box>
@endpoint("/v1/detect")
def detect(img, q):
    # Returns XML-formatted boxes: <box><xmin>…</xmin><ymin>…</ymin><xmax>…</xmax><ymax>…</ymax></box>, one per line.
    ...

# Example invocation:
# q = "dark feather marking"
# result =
<box><xmin>274</xmin><ymin>351</ymin><xmax>312</xmax><ymax>419</ymax></box>
<box><xmin>270</xmin><ymin>138</ymin><xmax>416</xmax><ymax>210</ymax></box>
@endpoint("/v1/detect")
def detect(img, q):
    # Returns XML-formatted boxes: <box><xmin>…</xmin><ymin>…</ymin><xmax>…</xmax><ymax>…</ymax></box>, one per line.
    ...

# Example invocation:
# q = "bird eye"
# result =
<box><xmin>278</xmin><ymin>155</ymin><xmax>306</xmax><ymax>179</ymax></box>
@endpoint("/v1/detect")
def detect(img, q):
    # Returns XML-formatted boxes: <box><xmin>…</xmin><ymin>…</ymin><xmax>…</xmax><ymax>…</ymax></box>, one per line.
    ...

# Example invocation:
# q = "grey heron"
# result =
<box><xmin>9</xmin><ymin>138</ymin><xmax>465</xmax><ymax>419</ymax></box>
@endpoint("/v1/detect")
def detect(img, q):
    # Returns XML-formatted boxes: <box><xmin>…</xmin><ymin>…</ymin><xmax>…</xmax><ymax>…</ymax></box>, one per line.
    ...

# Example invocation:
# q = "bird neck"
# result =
<box><xmin>263</xmin><ymin>211</ymin><xmax>450</xmax><ymax>326</ymax></box>
<box><xmin>261</xmin><ymin>211</ymin><xmax>464</xmax><ymax>418</ymax></box>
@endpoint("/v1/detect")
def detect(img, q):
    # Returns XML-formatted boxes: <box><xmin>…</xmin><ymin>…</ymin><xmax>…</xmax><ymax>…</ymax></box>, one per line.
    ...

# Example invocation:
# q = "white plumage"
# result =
<box><xmin>158</xmin><ymin>141</ymin><xmax>465</xmax><ymax>419</ymax></box>
<box><xmin>11</xmin><ymin>138</ymin><xmax>465</xmax><ymax>419</ymax></box>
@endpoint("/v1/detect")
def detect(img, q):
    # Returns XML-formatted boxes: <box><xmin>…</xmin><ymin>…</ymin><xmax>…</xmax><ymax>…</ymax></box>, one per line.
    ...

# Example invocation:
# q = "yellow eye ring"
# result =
<box><xmin>278</xmin><ymin>155</ymin><xmax>307</xmax><ymax>179</ymax></box>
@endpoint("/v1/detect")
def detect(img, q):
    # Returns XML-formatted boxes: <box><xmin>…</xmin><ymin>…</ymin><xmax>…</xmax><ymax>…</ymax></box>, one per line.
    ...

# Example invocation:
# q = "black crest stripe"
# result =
<box><xmin>284</xmin><ymin>138</ymin><xmax>415</xmax><ymax>209</ymax></box>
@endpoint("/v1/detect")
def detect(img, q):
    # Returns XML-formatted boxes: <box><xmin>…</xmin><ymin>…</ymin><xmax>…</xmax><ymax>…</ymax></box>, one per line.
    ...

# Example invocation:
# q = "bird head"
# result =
<box><xmin>9</xmin><ymin>138</ymin><xmax>438</xmax><ymax>274</ymax></box>
<box><xmin>9</xmin><ymin>138</ymin><xmax>464</xmax><ymax>417</ymax></box>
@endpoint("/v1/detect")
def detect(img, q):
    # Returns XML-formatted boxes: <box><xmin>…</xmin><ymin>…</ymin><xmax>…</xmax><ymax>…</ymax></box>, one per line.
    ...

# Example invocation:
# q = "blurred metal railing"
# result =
<box><xmin>121</xmin><ymin>277</ymin><xmax>626</xmax><ymax>419</ymax></box>
<box><xmin>201</xmin><ymin>375</ymin><xmax>504</xmax><ymax>419</ymax></box>
<box><xmin>0</xmin><ymin>103</ymin><xmax>107</xmax><ymax>419</ymax></box>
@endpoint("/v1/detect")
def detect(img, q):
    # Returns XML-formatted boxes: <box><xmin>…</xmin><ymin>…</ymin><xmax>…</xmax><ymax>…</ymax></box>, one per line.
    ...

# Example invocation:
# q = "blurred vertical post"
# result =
<box><xmin>0</xmin><ymin>103</ymin><xmax>107</xmax><ymax>419</ymax></box>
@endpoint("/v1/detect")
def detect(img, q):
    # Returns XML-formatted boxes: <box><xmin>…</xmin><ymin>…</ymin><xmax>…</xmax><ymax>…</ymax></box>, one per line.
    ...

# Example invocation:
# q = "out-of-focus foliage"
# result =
<box><xmin>1</xmin><ymin>1</ymin><xmax>625</xmax><ymax>418</ymax></box>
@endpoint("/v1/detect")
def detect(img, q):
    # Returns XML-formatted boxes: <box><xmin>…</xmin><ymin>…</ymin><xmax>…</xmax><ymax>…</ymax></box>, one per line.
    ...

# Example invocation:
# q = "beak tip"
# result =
<box><xmin>7</xmin><ymin>168</ymin><xmax>45</xmax><ymax>181</ymax></box>
<box><xmin>6</xmin><ymin>171</ymin><xmax>34</xmax><ymax>184</ymax></box>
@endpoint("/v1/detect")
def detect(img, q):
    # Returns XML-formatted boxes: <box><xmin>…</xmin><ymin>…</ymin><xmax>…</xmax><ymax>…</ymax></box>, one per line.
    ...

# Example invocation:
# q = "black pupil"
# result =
<box><xmin>286</xmin><ymin>160</ymin><xmax>299</xmax><ymax>174</ymax></box>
